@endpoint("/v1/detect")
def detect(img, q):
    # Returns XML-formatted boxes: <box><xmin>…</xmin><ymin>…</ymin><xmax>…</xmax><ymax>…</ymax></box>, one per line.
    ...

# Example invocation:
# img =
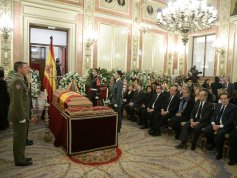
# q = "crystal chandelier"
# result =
<box><xmin>157</xmin><ymin>0</ymin><xmax>217</xmax><ymax>45</ymax></box>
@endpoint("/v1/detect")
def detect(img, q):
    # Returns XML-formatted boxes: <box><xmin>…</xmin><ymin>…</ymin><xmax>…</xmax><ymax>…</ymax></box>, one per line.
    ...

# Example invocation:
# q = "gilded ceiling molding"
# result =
<box><xmin>0</xmin><ymin>0</ymin><xmax>13</xmax><ymax>73</ymax></box>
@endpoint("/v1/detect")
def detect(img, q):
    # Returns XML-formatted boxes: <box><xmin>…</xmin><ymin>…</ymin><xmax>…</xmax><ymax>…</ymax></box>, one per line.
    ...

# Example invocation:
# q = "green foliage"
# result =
<box><xmin>85</xmin><ymin>68</ymin><xmax>113</xmax><ymax>87</ymax></box>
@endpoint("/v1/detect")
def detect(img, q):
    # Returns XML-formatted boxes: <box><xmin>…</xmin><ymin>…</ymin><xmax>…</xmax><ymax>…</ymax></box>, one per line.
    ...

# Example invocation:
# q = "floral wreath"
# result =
<box><xmin>59</xmin><ymin>72</ymin><xmax>85</xmax><ymax>93</ymax></box>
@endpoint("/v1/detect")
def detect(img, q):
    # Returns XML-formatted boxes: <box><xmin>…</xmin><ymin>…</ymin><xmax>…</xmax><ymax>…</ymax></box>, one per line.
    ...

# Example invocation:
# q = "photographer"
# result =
<box><xmin>188</xmin><ymin>65</ymin><xmax>201</xmax><ymax>83</ymax></box>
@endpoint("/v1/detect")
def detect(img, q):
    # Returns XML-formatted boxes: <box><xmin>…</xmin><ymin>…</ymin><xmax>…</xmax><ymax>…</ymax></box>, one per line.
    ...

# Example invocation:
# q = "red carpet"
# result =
<box><xmin>69</xmin><ymin>147</ymin><xmax>122</xmax><ymax>166</ymax></box>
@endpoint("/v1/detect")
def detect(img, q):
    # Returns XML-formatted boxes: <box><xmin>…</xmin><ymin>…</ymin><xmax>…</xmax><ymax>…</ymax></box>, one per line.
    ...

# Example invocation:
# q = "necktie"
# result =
<box><xmin>152</xmin><ymin>94</ymin><xmax>159</xmax><ymax>108</ymax></box>
<box><xmin>167</xmin><ymin>96</ymin><xmax>173</xmax><ymax>111</ymax></box>
<box><xmin>216</xmin><ymin>105</ymin><xmax>225</xmax><ymax>124</ymax></box>
<box><xmin>195</xmin><ymin>101</ymin><xmax>203</xmax><ymax>120</ymax></box>
<box><xmin>181</xmin><ymin>99</ymin><xmax>186</xmax><ymax>110</ymax></box>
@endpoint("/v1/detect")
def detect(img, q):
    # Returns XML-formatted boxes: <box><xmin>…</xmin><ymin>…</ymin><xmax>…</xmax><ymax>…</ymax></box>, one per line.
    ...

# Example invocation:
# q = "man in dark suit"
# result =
<box><xmin>169</xmin><ymin>87</ymin><xmax>194</xmax><ymax>139</ymax></box>
<box><xmin>142</xmin><ymin>85</ymin><xmax>164</xmax><ymax>130</ymax></box>
<box><xmin>149</xmin><ymin>86</ymin><xmax>180</xmax><ymax>136</ymax></box>
<box><xmin>112</xmin><ymin>70</ymin><xmax>123</xmax><ymax>132</ymax></box>
<box><xmin>125</xmin><ymin>82</ymin><xmax>145</xmax><ymax>122</ymax></box>
<box><xmin>223</xmin><ymin>78</ymin><xmax>235</xmax><ymax>98</ymax></box>
<box><xmin>228</xmin><ymin>117</ymin><xmax>237</xmax><ymax>165</ymax></box>
<box><xmin>175</xmin><ymin>91</ymin><xmax>213</xmax><ymax>150</ymax></box>
<box><xmin>203</xmin><ymin>93</ymin><xmax>237</xmax><ymax>159</ymax></box>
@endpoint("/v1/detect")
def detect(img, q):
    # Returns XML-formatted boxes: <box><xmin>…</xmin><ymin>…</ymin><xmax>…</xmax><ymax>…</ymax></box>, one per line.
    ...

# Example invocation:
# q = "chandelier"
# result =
<box><xmin>157</xmin><ymin>0</ymin><xmax>217</xmax><ymax>45</ymax></box>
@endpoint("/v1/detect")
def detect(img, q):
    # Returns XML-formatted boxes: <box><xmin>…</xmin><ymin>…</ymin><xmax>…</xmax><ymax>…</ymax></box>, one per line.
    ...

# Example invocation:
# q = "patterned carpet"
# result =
<box><xmin>0</xmin><ymin>119</ymin><xmax>236</xmax><ymax>178</ymax></box>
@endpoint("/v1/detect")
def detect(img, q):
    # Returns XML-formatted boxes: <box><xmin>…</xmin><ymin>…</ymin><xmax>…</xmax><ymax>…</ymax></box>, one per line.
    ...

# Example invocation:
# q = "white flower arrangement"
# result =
<box><xmin>59</xmin><ymin>72</ymin><xmax>85</xmax><ymax>93</ymax></box>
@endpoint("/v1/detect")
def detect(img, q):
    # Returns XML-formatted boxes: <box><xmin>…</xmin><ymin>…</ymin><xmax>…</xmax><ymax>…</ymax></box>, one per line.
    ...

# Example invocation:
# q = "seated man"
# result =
<box><xmin>125</xmin><ymin>82</ymin><xmax>145</xmax><ymax>122</ymax></box>
<box><xmin>203</xmin><ymin>93</ymin><xmax>237</xmax><ymax>160</ymax></box>
<box><xmin>143</xmin><ymin>85</ymin><xmax>164</xmax><ymax>130</ymax></box>
<box><xmin>228</xmin><ymin>117</ymin><xmax>237</xmax><ymax>165</ymax></box>
<box><xmin>149</xmin><ymin>86</ymin><xmax>180</xmax><ymax>136</ymax></box>
<box><xmin>139</xmin><ymin>85</ymin><xmax>154</xmax><ymax>127</ymax></box>
<box><xmin>175</xmin><ymin>91</ymin><xmax>213</xmax><ymax>150</ymax></box>
<box><xmin>169</xmin><ymin>87</ymin><xmax>194</xmax><ymax>139</ymax></box>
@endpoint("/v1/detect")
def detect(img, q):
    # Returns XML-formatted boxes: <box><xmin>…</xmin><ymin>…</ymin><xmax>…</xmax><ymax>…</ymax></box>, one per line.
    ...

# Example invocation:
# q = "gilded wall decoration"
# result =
<box><xmin>47</xmin><ymin>0</ymin><xmax>82</xmax><ymax>6</ymax></box>
<box><xmin>218</xmin><ymin>0</ymin><xmax>231</xmax><ymax>76</ymax></box>
<box><xmin>230</xmin><ymin>0</ymin><xmax>237</xmax><ymax>16</ymax></box>
<box><xmin>100</xmin><ymin>0</ymin><xmax>128</xmax><ymax>12</ymax></box>
<box><xmin>143</xmin><ymin>1</ymin><xmax>165</xmax><ymax>22</ymax></box>
<box><xmin>0</xmin><ymin>0</ymin><xmax>12</xmax><ymax>73</ymax></box>
<box><xmin>83</xmin><ymin>0</ymin><xmax>95</xmax><ymax>73</ymax></box>
<box><xmin>95</xmin><ymin>0</ymin><xmax>132</xmax><ymax>18</ymax></box>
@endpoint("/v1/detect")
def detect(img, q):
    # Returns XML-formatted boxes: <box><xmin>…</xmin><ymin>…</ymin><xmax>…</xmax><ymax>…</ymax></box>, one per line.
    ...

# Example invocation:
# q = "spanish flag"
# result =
<box><xmin>43</xmin><ymin>36</ymin><xmax>56</xmax><ymax>102</ymax></box>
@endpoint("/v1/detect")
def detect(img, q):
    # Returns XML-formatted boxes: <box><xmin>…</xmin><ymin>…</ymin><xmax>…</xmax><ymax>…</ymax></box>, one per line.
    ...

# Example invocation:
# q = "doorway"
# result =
<box><xmin>29</xmin><ymin>26</ymin><xmax>68</xmax><ymax>90</ymax></box>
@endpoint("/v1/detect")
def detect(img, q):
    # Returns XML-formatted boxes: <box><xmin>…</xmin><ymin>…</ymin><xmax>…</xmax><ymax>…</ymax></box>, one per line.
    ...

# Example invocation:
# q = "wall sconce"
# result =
<box><xmin>85</xmin><ymin>32</ymin><xmax>97</xmax><ymax>49</ymax></box>
<box><xmin>0</xmin><ymin>2</ymin><xmax>13</xmax><ymax>41</ymax></box>
<box><xmin>85</xmin><ymin>38</ymin><xmax>96</xmax><ymax>49</ymax></box>
<box><xmin>139</xmin><ymin>23</ymin><xmax>151</xmax><ymax>33</ymax></box>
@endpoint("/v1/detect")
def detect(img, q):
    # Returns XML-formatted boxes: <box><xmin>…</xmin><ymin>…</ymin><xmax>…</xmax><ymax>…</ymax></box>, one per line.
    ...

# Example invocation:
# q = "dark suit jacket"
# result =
<box><xmin>211</xmin><ymin>103</ymin><xmax>237</xmax><ymax>130</ymax></box>
<box><xmin>143</xmin><ymin>92</ymin><xmax>154</xmax><ymax>107</ymax></box>
<box><xmin>162</xmin><ymin>94</ymin><xmax>180</xmax><ymax>117</ymax></box>
<box><xmin>191</xmin><ymin>100</ymin><xmax>213</xmax><ymax>124</ymax></box>
<box><xmin>226</xmin><ymin>82</ymin><xmax>235</xmax><ymax>97</ymax></box>
<box><xmin>112</xmin><ymin>79</ymin><xmax>123</xmax><ymax>107</ymax></box>
<box><xmin>147</xmin><ymin>92</ymin><xmax>164</xmax><ymax>111</ymax></box>
<box><xmin>123</xmin><ymin>90</ymin><xmax>134</xmax><ymax>104</ymax></box>
<box><xmin>131</xmin><ymin>90</ymin><xmax>145</xmax><ymax>108</ymax></box>
<box><xmin>211</xmin><ymin>82</ymin><xmax>223</xmax><ymax>96</ymax></box>
<box><xmin>179</xmin><ymin>98</ymin><xmax>195</xmax><ymax>120</ymax></box>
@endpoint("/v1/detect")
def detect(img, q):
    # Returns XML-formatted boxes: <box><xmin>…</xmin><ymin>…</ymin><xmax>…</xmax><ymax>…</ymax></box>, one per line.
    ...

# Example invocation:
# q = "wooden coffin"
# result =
<box><xmin>53</xmin><ymin>89</ymin><xmax>92</xmax><ymax>108</ymax></box>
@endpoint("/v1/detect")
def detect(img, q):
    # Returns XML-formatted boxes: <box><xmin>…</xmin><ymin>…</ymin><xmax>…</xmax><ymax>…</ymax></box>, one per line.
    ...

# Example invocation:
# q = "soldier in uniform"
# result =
<box><xmin>8</xmin><ymin>61</ymin><xmax>33</xmax><ymax>166</ymax></box>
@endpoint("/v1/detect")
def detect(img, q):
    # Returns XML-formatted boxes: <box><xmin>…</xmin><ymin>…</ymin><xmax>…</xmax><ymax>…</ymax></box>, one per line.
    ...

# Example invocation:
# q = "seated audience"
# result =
<box><xmin>146</xmin><ymin>85</ymin><xmax>165</xmax><ymax>132</ymax></box>
<box><xmin>139</xmin><ymin>85</ymin><xmax>154</xmax><ymax>126</ymax></box>
<box><xmin>148</xmin><ymin>86</ymin><xmax>180</xmax><ymax>136</ymax></box>
<box><xmin>211</xmin><ymin>76</ymin><xmax>223</xmax><ymax>103</ymax></box>
<box><xmin>203</xmin><ymin>93</ymin><xmax>237</xmax><ymax>160</ymax></box>
<box><xmin>193</xmin><ymin>87</ymin><xmax>203</xmax><ymax>102</ymax></box>
<box><xmin>223</xmin><ymin>77</ymin><xmax>235</xmax><ymax>99</ymax></box>
<box><xmin>125</xmin><ymin>83</ymin><xmax>145</xmax><ymax>122</ymax></box>
<box><xmin>176</xmin><ymin>83</ymin><xmax>183</xmax><ymax>99</ymax></box>
<box><xmin>228</xmin><ymin>117</ymin><xmax>237</xmax><ymax>165</ymax></box>
<box><xmin>202</xmin><ymin>79</ymin><xmax>212</xmax><ymax>90</ymax></box>
<box><xmin>169</xmin><ymin>87</ymin><xmax>194</xmax><ymax>139</ymax></box>
<box><xmin>122</xmin><ymin>84</ymin><xmax>134</xmax><ymax>117</ymax></box>
<box><xmin>0</xmin><ymin>69</ymin><xmax>10</xmax><ymax>130</ymax></box>
<box><xmin>175</xmin><ymin>91</ymin><xmax>213</xmax><ymax>150</ymax></box>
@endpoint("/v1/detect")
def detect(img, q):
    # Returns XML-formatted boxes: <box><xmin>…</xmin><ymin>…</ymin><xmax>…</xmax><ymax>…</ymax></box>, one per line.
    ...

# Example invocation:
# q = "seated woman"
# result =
<box><xmin>122</xmin><ymin>84</ymin><xmax>134</xmax><ymax>117</ymax></box>
<box><xmin>139</xmin><ymin>85</ymin><xmax>154</xmax><ymax>127</ymax></box>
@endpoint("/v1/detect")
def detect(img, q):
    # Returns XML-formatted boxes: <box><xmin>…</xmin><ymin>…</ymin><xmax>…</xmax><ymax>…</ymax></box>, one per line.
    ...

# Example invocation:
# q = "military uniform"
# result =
<box><xmin>8</xmin><ymin>74</ymin><xmax>30</xmax><ymax>164</ymax></box>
